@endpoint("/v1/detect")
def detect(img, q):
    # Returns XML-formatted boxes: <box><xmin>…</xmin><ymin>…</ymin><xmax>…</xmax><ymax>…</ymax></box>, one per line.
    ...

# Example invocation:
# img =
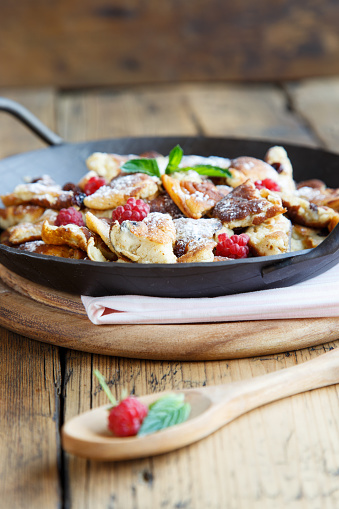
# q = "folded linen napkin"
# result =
<box><xmin>81</xmin><ymin>262</ymin><xmax>339</xmax><ymax>325</ymax></box>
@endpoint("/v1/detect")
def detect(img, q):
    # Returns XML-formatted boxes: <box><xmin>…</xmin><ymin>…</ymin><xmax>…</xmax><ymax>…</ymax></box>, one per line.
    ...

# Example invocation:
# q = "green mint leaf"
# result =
<box><xmin>137</xmin><ymin>393</ymin><xmax>191</xmax><ymax>437</ymax></box>
<box><xmin>179</xmin><ymin>165</ymin><xmax>232</xmax><ymax>178</ymax></box>
<box><xmin>165</xmin><ymin>145</ymin><xmax>184</xmax><ymax>174</ymax></box>
<box><xmin>122</xmin><ymin>158</ymin><xmax>161</xmax><ymax>178</ymax></box>
<box><xmin>94</xmin><ymin>370</ymin><xmax>117</xmax><ymax>407</ymax></box>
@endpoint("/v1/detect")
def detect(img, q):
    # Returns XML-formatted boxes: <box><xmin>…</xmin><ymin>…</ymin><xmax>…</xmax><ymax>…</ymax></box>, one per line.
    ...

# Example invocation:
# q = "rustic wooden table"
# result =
<box><xmin>1</xmin><ymin>80</ymin><xmax>339</xmax><ymax>509</ymax></box>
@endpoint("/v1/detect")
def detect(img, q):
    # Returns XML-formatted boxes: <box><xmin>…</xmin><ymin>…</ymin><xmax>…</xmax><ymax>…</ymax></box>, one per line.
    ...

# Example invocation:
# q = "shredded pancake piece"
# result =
<box><xmin>162</xmin><ymin>174</ymin><xmax>224</xmax><ymax>219</ymax></box>
<box><xmin>212</xmin><ymin>180</ymin><xmax>286</xmax><ymax>228</ymax></box>
<box><xmin>110</xmin><ymin>212</ymin><xmax>177</xmax><ymax>263</ymax></box>
<box><xmin>83</xmin><ymin>173</ymin><xmax>160</xmax><ymax>210</ymax></box>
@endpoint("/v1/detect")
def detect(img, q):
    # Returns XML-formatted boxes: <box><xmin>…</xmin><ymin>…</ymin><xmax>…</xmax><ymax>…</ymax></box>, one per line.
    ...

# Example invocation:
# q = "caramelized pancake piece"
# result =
<box><xmin>281</xmin><ymin>193</ymin><xmax>339</xmax><ymax>229</ymax></box>
<box><xmin>0</xmin><ymin>205</ymin><xmax>45</xmax><ymax>229</ymax></box>
<box><xmin>247</xmin><ymin>215</ymin><xmax>292</xmax><ymax>256</ymax></box>
<box><xmin>162</xmin><ymin>174</ymin><xmax>224</xmax><ymax>219</ymax></box>
<box><xmin>231</xmin><ymin>153</ymin><xmax>295</xmax><ymax>193</ymax></box>
<box><xmin>264</xmin><ymin>146</ymin><xmax>296</xmax><ymax>193</ymax></box>
<box><xmin>297</xmin><ymin>180</ymin><xmax>339</xmax><ymax>211</ymax></box>
<box><xmin>110</xmin><ymin>212</ymin><xmax>177</xmax><ymax>263</ymax></box>
<box><xmin>85</xmin><ymin>211</ymin><xmax>115</xmax><ymax>255</ymax></box>
<box><xmin>85</xmin><ymin>152</ymin><xmax>126</xmax><ymax>181</ymax></box>
<box><xmin>212</xmin><ymin>180</ymin><xmax>285</xmax><ymax>228</ymax></box>
<box><xmin>149</xmin><ymin>193</ymin><xmax>184</xmax><ymax>219</ymax></box>
<box><xmin>83</xmin><ymin>173</ymin><xmax>160</xmax><ymax>210</ymax></box>
<box><xmin>230</xmin><ymin>156</ymin><xmax>279</xmax><ymax>182</ymax></box>
<box><xmin>6</xmin><ymin>209</ymin><xmax>58</xmax><ymax>245</ymax></box>
<box><xmin>1</xmin><ymin>179</ymin><xmax>75</xmax><ymax>209</ymax></box>
<box><xmin>177</xmin><ymin>240</ymin><xmax>216</xmax><ymax>263</ymax></box>
<box><xmin>41</xmin><ymin>221</ymin><xmax>107</xmax><ymax>261</ymax></box>
<box><xmin>84</xmin><ymin>208</ymin><xmax>116</xmax><ymax>219</ymax></box>
<box><xmin>174</xmin><ymin>217</ymin><xmax>221</xmax><ymax>262</ymax></box>
<box><xmin>18</xmin><ymin>240</ymin><xmax>87</xmax><ymax>259</ymax></box>
<box><xmin>291</xmin><ymin>225</ymin><xmax>326</xmax><ymax>251</ymax></box>
<box><xmin>265</xmin><ymin>146</ymin><xmax>293</xmax><ymax>178</ymax></box>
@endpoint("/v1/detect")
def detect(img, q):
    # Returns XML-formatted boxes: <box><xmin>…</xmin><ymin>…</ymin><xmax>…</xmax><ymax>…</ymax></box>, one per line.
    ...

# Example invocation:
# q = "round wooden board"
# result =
<box><xmin>1</xmin><ymin>265</ymin><xmax>338</xmax><ymax>360</ymax></box>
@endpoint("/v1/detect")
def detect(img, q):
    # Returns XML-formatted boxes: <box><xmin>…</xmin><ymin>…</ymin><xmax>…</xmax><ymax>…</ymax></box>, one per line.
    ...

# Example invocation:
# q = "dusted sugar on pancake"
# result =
<box><xmin>83</xmin><ymin>173</ymin><xmax>160</xmax><ymax>210</ymax></box>
<box><xmin>230</xmin><ymin>156</ymin><xmax>279</xmax><ymax>182</ymax></box>
<box><xmin>212</xmin><ymin>180</ymin><xmax>285</xmax><ymax>229</ymax></box>
<box><xmin>110</xmin><ymin>212</ymin><xmax>177</xmax><ymax>263</ymax></box>
<box><xmin>1</xmin><ymin>178</ymin><xmax>76</xmax><ymax>209</ymax></box>
<box><xmin>247</xmin><ymin>215</ymin><xmax>292</xmax><ymax>256</ymax></box>
<box><xmin>174</xmin><ymin>217</ymin><xmax>221</xmax><ymax>262</ymax></box>
<box><xmin>161</xmin><ymin>173</ymin><xmax>224</xmax><ymax>219</ymax></box>
<box><xmin>149</xmin><ymin>192</ymin><xmax>184</xmax><ymax>219</ymax></box>
<box><xmin>230</xmin><ymin>153</ymin><xmax>295</xmax><ymax>194</ymax></box>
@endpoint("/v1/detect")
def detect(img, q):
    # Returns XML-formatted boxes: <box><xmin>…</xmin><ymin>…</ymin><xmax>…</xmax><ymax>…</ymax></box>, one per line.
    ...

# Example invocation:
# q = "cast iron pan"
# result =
<box><xmin>1</xmin><ymin>97</ymin><xmax>339</xmax><ymax>298</ymax></box>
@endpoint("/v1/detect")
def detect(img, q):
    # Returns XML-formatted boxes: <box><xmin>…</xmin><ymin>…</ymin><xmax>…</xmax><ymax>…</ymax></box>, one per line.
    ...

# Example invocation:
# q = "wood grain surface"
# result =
<box><xmin>2</xmin><ymin>1</ymin><xmax>339</xmax><ymax>88</ymax></box>
<box><xmin>1</xmin><ymin>83</ymin><xmax>339</xmax><ymax>509</ymax></box>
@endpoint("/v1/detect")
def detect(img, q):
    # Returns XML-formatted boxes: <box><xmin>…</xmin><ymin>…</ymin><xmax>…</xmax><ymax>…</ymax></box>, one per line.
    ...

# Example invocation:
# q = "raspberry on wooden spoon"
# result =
<box><xmin>94</xmin><ymin>370</ymin><xmax>191</xmax><ymax>438</ymax></box>
<box><xmin>94</xmin><ymin>370</ymin><xmax>148</xmax><ymax>437</ymax></box>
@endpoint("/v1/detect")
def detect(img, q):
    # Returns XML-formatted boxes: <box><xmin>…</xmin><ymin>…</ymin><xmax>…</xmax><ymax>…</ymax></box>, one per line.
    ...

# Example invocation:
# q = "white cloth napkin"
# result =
<box><xmin>81</xmin><ymin>263</ymin><xmax>339</xmax><ymax>325</ymax></box>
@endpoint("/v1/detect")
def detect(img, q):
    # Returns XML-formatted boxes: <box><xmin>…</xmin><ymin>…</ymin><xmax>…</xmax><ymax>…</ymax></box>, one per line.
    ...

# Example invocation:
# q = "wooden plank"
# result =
<box><xmin>0</xmin><ymin>326</ymin><xmax>62</xmax><ymax>508</ymax></box>
<box><xmin>2</xmin><ymin>1</ymin><xmax>339</xmax><ymax>88</ymax></box>
<box><xmin>286</xmin><ymin>78</ymin><xmax>339</xmax><ymax>153</ymax></box>
<box><xmin>0</xmin><ymin>89</ymin><xmax>62</xmax><ymax>509</ymax></box>
<box><xmin>57</xmin><ymin>83</ymin><xmax>319</xmax><ymax>146</ymax></box>
<box><xmin>60</xmin><ymin>84</ymin><xmax>339</xmax><ymax>508</ymax></box>
<box><xmin>184</xmin><ymin>83</ymin><xmax>318</xmax><ymax>146</ymax></box>
<box><xmin>57</xmin><ymin>87</ymin><xmax>198</xmax><ymax>142</ymax></box>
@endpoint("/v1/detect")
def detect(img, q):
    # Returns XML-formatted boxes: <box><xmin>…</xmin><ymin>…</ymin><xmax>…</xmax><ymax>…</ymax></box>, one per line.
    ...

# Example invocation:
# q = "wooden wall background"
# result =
<box><xmin>1</xmin><ymin>0</ymin><xmax>339</xmax><ymax>88</ymax></box>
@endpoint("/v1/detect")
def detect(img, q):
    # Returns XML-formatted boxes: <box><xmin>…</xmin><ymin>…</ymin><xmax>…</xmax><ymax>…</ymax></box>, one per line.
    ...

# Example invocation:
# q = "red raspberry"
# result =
<box><xmin>112</xmin><ymin>197</ymin><xmax>150</xmax><ymax>224</ymax></box>
<box><xmin>215</xmin><ymin>233</ymin><xmax>250</xmax><ymax>259</ymax></box>
<box><xmin>55</xmin><ymin>207</ymin><xmax>85</xmax><ymax>227</ymax></box>
<box><xmin>108</xmin><ymin>397</ymin><xmax>148</xmax><ymax>437</ymax></box>
<box><xmin>254</xmin><ymin>179</ymin><xmax>281</xmax><ymax>192</ymax></box>
<box><xmin>84</xmin><ymin>176</ymin><xmax>106</xmax><ymax>195</ymax></box>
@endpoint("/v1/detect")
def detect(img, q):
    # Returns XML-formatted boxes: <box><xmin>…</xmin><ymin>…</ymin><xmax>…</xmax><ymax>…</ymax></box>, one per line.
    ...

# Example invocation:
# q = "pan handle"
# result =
<box><xmin>261</xmin><ymin>225</ymin><xmax>339</xmax><ymax>284</ymax></box>
<box><xmin>0</xmin><ymin>97</ymin><xmax>64</xmax><ymax>146</ymax></box>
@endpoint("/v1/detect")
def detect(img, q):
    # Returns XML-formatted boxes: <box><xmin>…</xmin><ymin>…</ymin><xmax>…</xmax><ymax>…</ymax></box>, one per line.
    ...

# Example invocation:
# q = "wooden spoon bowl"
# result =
<box><xmin>62</xmin><ymin>347</ymin><xmax>339</xmax><ymax>461</ymax></box>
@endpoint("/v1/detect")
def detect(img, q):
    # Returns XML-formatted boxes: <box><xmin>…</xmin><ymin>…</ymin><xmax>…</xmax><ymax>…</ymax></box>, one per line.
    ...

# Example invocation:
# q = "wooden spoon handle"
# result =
<box><xmin>205</xmin><ymin>347</ymin><xmax>339</xmax><ymax>418</ymax></box>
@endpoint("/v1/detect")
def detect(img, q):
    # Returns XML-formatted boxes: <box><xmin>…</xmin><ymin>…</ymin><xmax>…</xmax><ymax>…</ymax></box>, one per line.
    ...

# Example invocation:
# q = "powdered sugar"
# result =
<box><xmin>174</xmin><ymin>217</ymin><xmax>221</xmax><ymax>249</ymax></box>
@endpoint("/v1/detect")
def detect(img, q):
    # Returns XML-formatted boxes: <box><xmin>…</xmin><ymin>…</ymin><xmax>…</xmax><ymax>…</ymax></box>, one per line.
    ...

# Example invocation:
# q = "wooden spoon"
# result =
<box><xmin>62</xmin><ymin>347</ymin><xmax>339</xmax><ymax>461</ymax></box>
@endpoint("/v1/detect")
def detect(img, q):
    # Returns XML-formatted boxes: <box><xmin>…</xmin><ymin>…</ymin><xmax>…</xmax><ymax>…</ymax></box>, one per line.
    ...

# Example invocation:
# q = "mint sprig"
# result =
<box><xmin>122</xmin><ymin>158</ymin><xmax>161</xmax><ymax>177</ymax></box>
<box><xmin>176</xmin><ymin>164</ymin><xmax>231</xmax><ymax>178</ymax></box>
<box><xmin>121</xmin><ymin>145</ymin><xmax>231</xmax><ymax>179</ymax></box>
<box><xmin>137</xmin><ymin>393</ymin><xmax>191</xmax><ymax>437</ymax></box>
<box><xmin>165</xmin><ymin>144</ymin><xmax>184</xmax><ymax>174</ymax></box>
